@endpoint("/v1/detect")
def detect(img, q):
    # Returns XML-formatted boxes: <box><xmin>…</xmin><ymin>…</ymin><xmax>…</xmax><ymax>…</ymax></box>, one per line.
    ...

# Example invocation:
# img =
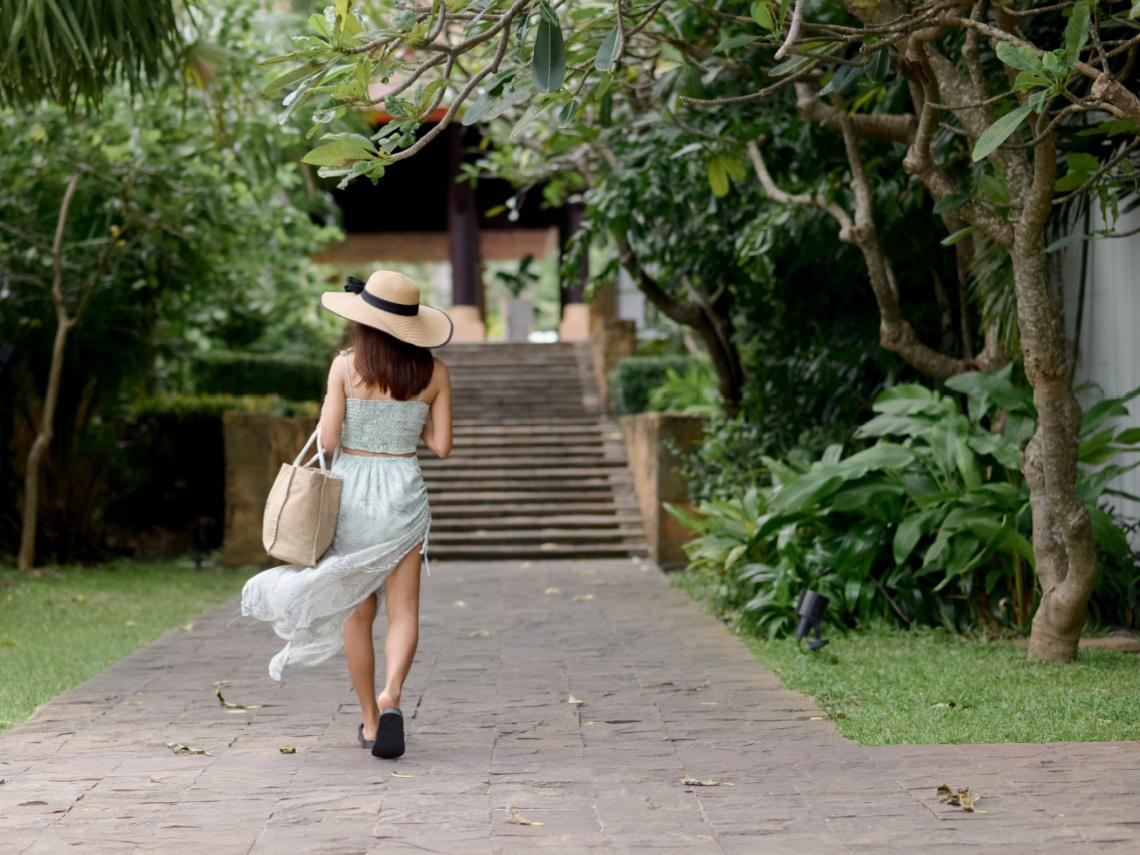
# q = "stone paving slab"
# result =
<box><xmin>2</xmin><ymin>558</ymin><xmax>1139</xmax><ymax>854</ymax></box>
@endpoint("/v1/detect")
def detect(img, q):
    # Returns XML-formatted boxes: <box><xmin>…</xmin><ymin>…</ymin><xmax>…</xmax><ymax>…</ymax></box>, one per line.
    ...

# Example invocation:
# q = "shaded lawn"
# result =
<box><xmin>670</xmin><ymin>569</ymin><xmax>1140</xmax><ymax>745</ymax></box>
<box><xmin>0</xmin><ymin>559</ymin><xmax>251</xmax><ymax>732</ymax></box>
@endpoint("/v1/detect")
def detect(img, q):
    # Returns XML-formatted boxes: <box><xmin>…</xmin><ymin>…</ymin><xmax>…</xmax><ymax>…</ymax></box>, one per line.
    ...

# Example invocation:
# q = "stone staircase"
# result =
<box><xmin>422</xmin><ymin>342</ymin><xmax>647</xmax><ymax>561</ymax></box>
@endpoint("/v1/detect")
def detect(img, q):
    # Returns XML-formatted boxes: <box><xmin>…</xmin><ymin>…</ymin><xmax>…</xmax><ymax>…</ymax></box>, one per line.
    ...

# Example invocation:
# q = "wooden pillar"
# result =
<box><xmin>559</xmin><ymin>202</ymin><xmax>589</xmax><ymax>341</ymax></box>
<box><xmin>448</xmin><ymin>125</ymin><xmax>485</xmax><ymax>341</ymax></box>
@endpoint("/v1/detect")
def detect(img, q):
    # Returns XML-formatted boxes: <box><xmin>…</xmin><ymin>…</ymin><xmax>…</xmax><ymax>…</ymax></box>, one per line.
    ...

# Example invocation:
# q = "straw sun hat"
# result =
<box><xmin>320</xmin><ymin>270</ymin><xmax>453</xmax><ymax>349</ymax></box>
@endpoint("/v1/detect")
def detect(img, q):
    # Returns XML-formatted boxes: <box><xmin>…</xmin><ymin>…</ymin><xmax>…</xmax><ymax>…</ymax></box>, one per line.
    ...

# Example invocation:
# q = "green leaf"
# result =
<box><xmin>1013</xmin><ymin>71</ymin><xmax>1050</xmax><ymax>92</ymax></box>
<box><xmin>707</xmin><ymin>157</ymin><xmax>729</xmax><ymax>197</ymax></box>
<box><xmin>932</xmin><ymin>195</ymin><xmax>968</xmax><ymax>215</ymax></box>
<box><xmin>262</xmin><ymin>63</ymin><xmax>319</xmax><ymax>98</ymax></box>
<box><xmin>556</xmin><ymin>98</ymin><xmax>579</xmax><ymax>127</ymax></box>
<box><xmin>302</xmin><ymin>140</ymin><xmax>372</xmax><ymax>167</ymax></box>
<box><xmin>941</xmin><ymin>225</ymin><xmax>977</xmax><ymax>246</ymax></box>
<box><xmin>714</xmin><ymin>34</ymin><xmax>758</xmax><ymax>54</ymax></box>
<box><xmin>893</xmin><ymin>513</ymin><xmax>927</xmax><ymax>565</ymax></box>
<box><xmin>533</xmin><ymin>9</ymin><xmax>566</xmax><ymax>92</ymax></box>
<box><xmin>751</xmin><ymin>2</ymin><xmax>775</xmax><ymax>33</ymax></box>
<box><xmin>1042</xmin><ymin>50</ymin><xmax>1065</xmax><ymax>75</ymax></box>
<box><xmin>1089</xmin><ymin>505</ymin><xmax>1129</xmax><ymax>556</ymax></box>
<box><xmin>972</xmin><ymin>104</ymin><xmax>1033</xmax><ymax>161</ymax></box>
<box><xmin>1062</xmin><ymin>0</ymin><xmax>1091</xmax><ymax>68</ymax></box>
<box><xmin>769</xmin><ymin>471</ymin><xmax>845</xmax><ymax>514</ymax></box>
<box><xmin>595</xmin><ymin>26</ymin><xmax>620</xmax><ymax>72</ymax></box>
<box><xmin>820</xmin><ymin>64</ymin><xmax>864</xmax><ymax>97</ymax></box>
<box><xmin>866</xmin><ymin>50</ymin><xmax>890</xmax><ymax>82</ymax></box>
<box><xmin>996</xmin><ymin>42</ymin><xmax>1043</xmax><ymax>74</ymax></box>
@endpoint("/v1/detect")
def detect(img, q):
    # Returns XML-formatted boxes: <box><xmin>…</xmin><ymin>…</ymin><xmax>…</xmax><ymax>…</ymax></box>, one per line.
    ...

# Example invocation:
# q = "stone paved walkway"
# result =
<box><xmin>2</xmin><ymin>559</ymin><xmax>1139</xmax><ymax>854</ymax></box>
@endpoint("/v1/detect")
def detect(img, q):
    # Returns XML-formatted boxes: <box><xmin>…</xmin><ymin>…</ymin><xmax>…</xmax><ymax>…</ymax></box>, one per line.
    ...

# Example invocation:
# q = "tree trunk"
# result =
<box><xmin>18</xmin><ymin>310</ymin><xmax>70</xmax><ymax>570</ymax></box>
<box><xmin>17</xmin><ymin>175</ymin><xmax>80</xmax><ymax>571</ymax></box>
<box><xmin>1011</xmin><ymin>142</ymin><xmax>1096</xmax><ymax>662</ymax></box>
<box><xmin>614</xmin><ymin>234</ymin><xmax>745</xmax><ymax>416</ymax></box>
<box><xmin>692</xmin><ymin>304</ymin><xmax>744</xmax><ymax>416</ymax></box>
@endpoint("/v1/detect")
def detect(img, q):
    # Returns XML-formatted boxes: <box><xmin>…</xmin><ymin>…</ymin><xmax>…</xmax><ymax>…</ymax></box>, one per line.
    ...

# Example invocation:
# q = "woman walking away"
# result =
<box><xmin>241</xmin><ymin>270</ymin><xmax>453</xmax><ymax>759</ymax></box>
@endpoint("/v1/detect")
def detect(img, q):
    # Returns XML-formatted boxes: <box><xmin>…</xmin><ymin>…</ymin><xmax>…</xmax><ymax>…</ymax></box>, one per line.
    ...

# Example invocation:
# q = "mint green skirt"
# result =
<box><xmin>240</xmin><ymin>454</ymin><xmax>430</xmax><ymax>681</ymax></box>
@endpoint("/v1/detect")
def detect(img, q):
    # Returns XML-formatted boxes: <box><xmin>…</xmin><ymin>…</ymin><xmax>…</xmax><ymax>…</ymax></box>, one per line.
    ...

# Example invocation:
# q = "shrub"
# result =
<box><xmin>683</xmin><ymin>337</ymin><xmax>899</xmax><ymax>503</ymax></box>
<box><xmin>647</xmin><ymin>362</ymin><xmax>721</xmax><ymax>417</ymax></box>
<box><xmin>107</xmin><ymin>395</ymin><xmax>318</xmax><ymax>552</ymax></box>
<box><xmin>671</xmin><ymin>366</ymin><xmax>1140</xmax><ymax>638</ymax></box>
<box><xmin>189</xmin><ymin>351</ymin><xmax>327</xmax><ymax>401</ymax></box>
<box><xmin>608</xmin><ymin>356</ymin><xmax>697</xmax><ymax>415</ymax></box>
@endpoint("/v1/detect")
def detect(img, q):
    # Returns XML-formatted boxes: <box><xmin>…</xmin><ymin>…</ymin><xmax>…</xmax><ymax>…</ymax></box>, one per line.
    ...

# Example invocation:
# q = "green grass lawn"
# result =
<box><xmin>670</xmin><ymin>569</ymin><xmax>1140</xmax><ymax>745</ymax></box>
<box><xmin>0</xmin><ymin>558</ymin><xmax>250</xmax><ymax>732</ymax></box>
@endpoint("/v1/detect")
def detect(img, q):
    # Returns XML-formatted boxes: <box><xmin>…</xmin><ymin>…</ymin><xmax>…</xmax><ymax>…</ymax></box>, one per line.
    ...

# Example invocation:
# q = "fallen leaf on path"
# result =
<box><xmin>124</xmin><ymin>620</ymin><xmax>138</xmax><ymax>627</ymax></box>
<box><xmin>72</xmin><ymin>594</ymin><xmax>87</xmax><ymax>603</ymax></box>
<box><xmin>453</xmin><ymin>600</ymin><xmax>468</xmax><ymax>608</ymax></box>
<box><xmin>0</xmin><ymin>639</ymin><xmax>17</xmax><ymax>648</ymax></box>
<box><xmin>215</xmin><ymin>686</ymin><xmax>262</xmax><ymax>711</ymax></box>
<box><xmin>544</xmin><ymin>587</ymin><xmax>561</xmax><ymax>596</ymax></box>
<box><xmin>681</xmin><ymin>776</ymin><xmax>734</xmax><ymax>787</ymax></box>
<box><xmin>165</xmin><ymin>742</ymin><xmax>211</xmax><ymax>756</ymax></box>
<box><xmin>567</xmin><ymin>694</ymin><xmax>587</xmax><ymax>706</ymax></box>
<box><xmin>179</xmin><ymin>622</ymin><xmax>195</xmax><ymax>632</ymax></box>
<box><xmin>506</xmin><ymin>807</ymin><xmax>544</xmax><ymax>826</ymax></box>
<box><xmin>583</xmin><ymin>720</ymin><xmax>595</xmax><ymax>725</ymax></box>
<box><xmin>469</xmin><ymin>629</ymin><xmax>493</xmax><ymax>638</ymax></box>
<box><xmin>279</xmin><ymin>747</ymin><xmax>297</xmax><ymax>754</ymax></box>
<box><xmin>571</xmin><ymin>594</ymin><xmax>594</xmax><ymax>601</ymax></box>
<box><xmin>390</xmin><ymin>771</ymin><xmax>415</xmax><ymax>778</ymax></box>
<box><xmin>937</xmin><ymin>784</ymin><xmax>986</xmax><ymax>813</ymax></box>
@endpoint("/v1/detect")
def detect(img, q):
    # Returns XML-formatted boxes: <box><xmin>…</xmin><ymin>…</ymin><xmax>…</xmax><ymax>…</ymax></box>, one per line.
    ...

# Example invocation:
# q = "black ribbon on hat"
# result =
<box><xmin>344</xmin><ymin>276</ymin><xmax>418</xmax><ymax>316</ymax></box>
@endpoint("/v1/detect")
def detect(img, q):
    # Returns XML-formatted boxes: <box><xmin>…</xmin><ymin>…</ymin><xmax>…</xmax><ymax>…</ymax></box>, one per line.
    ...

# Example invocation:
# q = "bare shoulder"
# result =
<box><xmin>432</xmin><ymin>356</ymin><xmax>450</xmax><ymax>385</ymax></box>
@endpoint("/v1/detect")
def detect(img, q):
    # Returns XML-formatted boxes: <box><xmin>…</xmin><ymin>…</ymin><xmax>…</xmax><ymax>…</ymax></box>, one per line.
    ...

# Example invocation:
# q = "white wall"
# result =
<box><xmin>1061</xmin><ymin>206</ymin><xmax>1140</xmax><ymax>524</ymax></box>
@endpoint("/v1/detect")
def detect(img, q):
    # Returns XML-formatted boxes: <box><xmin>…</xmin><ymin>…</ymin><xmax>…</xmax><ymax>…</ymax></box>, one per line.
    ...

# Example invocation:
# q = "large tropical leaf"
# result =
<box><xmin>2</xmin><ymin>0</ymin><xmax>183</xmax><ymax>110</ymax></box>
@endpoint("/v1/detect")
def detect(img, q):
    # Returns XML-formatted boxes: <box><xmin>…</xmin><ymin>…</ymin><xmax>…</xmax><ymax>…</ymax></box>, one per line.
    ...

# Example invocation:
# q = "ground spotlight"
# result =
<box><xmin>795</xmin><ymin>589</ymin><xmax>829</xmax><ymax>651</ymax></box>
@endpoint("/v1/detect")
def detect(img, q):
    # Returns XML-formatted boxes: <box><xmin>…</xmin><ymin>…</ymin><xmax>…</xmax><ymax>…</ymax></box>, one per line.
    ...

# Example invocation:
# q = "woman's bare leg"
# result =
<box><xmin>377</xmin><ymin>544</ymin><xmax>423</xmax><ymax>711</ymax></box>
<box><xmin>344</xmin><ymin>592</ymin><xmax>380</xmax><ymax>739</ymax></box>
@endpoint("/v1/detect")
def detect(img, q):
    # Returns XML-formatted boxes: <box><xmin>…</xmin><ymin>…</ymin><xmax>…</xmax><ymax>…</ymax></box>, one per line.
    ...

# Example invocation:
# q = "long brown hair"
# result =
<box><xmin>349</xmin><ymin>323</ymin><xmax>434</xmax><ymax>400</ymax></box>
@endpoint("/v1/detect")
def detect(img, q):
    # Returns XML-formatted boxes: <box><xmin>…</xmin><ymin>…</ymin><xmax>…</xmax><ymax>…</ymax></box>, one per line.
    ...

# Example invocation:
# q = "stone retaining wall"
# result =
<box><xmin>619</xmin><ymin>412</ymin><xmax>706</xmax><ymax>568</ymax></box>
<box><xmin>222</xmin><ymin>411</ymin><xmax>313</xmax><ymax>567</ymax></box>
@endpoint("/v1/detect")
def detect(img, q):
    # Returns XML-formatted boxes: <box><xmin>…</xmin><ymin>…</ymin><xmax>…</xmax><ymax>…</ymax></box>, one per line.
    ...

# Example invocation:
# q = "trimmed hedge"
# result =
<box><xmin>607</xmin><ymin>356</ymin><xmax>699</xmax><ymax>416</ymax></box>
<box><xmin>190</xmin><ymin>351</ymin><xmax>326</xmax><ymax>401</ymax></box>
<box><xmin>111</xmin><ymin>395</ymin><xmax>318</xmax><ymax>546</ymax></box>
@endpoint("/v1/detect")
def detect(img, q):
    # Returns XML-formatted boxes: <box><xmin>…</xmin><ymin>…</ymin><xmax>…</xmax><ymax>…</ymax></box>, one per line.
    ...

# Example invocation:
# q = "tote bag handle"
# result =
<box><xmin>294</xmin><ymin>429</ymin><xmax>340</xmax><ymax>472</ymax></box>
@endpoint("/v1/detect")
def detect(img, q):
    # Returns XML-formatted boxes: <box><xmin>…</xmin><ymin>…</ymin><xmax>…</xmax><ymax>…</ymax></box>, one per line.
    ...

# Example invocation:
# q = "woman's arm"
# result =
<box><xmin>421</xmin><ymin>358</ymin><xmax>452</xmax><ymax>458</ymax></box>
<box><xmin>318</xmin><ymin>356</ymin><xmax>346</xmax><ymax>456</ymax></box>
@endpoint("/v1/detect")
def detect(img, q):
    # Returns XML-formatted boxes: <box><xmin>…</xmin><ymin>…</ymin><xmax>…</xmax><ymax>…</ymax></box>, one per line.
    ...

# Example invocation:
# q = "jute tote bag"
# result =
<box><xmin>262</xmin><ymin>430</ymin><xmax>342</xmax><ymax>566</ymax></box>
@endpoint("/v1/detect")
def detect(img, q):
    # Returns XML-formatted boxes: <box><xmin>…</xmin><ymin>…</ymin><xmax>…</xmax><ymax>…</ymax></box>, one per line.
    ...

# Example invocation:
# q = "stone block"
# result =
<box><xmin>589</xmin><ymin>319</ymin><xmax>636</xmax><ymax>407</ymax></box>
<box><xmin>619</xmin><ymin>412</ymin><xmax>706</xmax><ymax>568</ymax></box>
<box><xmin>222</xmin><ymin>411</ymin><xmax>312</xmax><ymax>567</ymax></box>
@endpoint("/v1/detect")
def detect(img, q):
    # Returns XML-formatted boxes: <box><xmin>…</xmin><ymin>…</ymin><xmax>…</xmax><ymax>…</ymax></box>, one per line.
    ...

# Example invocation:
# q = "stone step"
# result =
<box><xmin>431</xmin><ymin>502</ymin><xmax>639</xmax><ymax>517</ymax></box>
<box><xmin>427</xmin><ymin>542</ymin><xmax>648</xmax><ymax>560</ymax></box>
<box><xmin>422</xmin><ymin>449</ymin><xmax>628</xmax><ymax>462</ymax></box>
<box><xmin>430</xmin><ymin>513</ymin><xmax>645</xmax><ymax>529</ymax></box>
<box><xmin>430</xmin><ymin>528</ymin><xmax>643</xmax><ymax>545</ymax></box>
<box><xmin>453</xmin><ymin>419</ymin><xmax>618</xmax><ymax>431</ymax></box>
<box><xmin>428</xmin><ymin>491</ymin><xmax>631</xmax><ymax>505</ymax></box>
<box><xmin>421</xmin><ymin>457</ymin><xmax>628</xmax><ymax>471</ymax></box>
<box><xmin>424</xmin><ymin>468</ymin><xmax>633</xmax><ymax>482</ymax></box>
<box><xmin>426</xmin><ymin>477</ymin><xmax>629</xmax><ymax>491</ymax></box>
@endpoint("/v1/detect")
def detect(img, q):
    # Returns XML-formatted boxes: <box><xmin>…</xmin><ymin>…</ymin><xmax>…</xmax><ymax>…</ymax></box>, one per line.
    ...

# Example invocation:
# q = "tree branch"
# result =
<box><xmin>793</xmin><ymin>82</ymin><xmax>915</xmax><ymax>143</ymax></box>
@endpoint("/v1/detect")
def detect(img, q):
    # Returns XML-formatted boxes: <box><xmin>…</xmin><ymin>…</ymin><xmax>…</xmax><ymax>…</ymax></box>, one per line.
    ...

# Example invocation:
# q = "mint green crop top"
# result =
<box><xmin>338</xmin><ymin>351</ymin><xmax>430</xmax><ymax>454</ymax></box>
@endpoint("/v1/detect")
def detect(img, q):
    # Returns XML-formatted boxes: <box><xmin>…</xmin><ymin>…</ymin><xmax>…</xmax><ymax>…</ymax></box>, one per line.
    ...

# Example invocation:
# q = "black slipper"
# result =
<box><xmin>357</xmin><ymin>723</ymin><xmax>374</xmax><ymax>750</ymax></box>
<box><xmin>371</xmin><ymin>707</ymin><xmax>405</xmax><ymax>759</ymax></box>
